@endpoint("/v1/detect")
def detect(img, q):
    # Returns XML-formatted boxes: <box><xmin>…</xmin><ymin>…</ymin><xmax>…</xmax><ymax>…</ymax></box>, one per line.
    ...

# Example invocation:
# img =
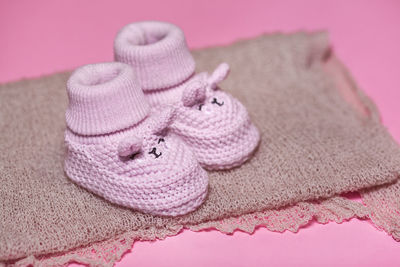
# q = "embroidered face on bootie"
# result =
<box><xmin>114</xmin><ymin>21</ymin><xmax>260</xmax><ymax>170</ymax></box>
<box><xmin>172</xmin><ymin>63</ymin><xmax>260</xmax><ymax>170</ymax></box>
<box><xmin>64</xmin><ymin>62</ymin><xmax>208</xmax><ymax>216</ymax></box>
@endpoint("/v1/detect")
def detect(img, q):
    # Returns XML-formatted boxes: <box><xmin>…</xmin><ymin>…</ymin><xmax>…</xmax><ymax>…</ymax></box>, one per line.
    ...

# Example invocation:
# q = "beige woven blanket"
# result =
<box><xmin>1</xmin><ymin>32</ymin><xmax>400</xmax><ymax>267</ymax></box>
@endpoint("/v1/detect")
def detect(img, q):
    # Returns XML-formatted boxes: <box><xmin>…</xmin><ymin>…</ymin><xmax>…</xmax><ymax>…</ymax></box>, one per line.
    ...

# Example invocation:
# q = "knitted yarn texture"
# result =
<box><xmin>114</xmin><ymin>21</ymin><xmax>261</xmax><ymax>169</ymax></box>
<box><xmin>1</xmin><ymin>32</ymin><xmax>400</xmax><ymax>266</ymax></box>
<box><xmin>64</xmin><ymin>62</ymin><xmax>208</xmax><ymax>216</ymax></box>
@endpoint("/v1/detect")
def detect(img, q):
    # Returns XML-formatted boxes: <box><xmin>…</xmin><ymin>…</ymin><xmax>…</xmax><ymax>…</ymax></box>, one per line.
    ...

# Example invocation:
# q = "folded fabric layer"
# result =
<box><xmin>1</xmin><ymin>32</ymin><xmax>400</xmax><ymax>266</ymax></box>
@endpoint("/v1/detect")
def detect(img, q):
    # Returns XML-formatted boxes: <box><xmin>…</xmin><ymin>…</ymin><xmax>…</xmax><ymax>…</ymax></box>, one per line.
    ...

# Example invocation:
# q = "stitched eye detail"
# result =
<box><xmin>158</xmin><ymin>138</ymin><xmax>165</xmax><ymax>144</ymax></box>
<box><xmin>198</xmin><ymin>104</ymin><xmax>204</xmax><ymax>111</ymax></box>
<box><xmin>149</xmin><ymin>147</ymin><xmax>162</xmax><ymax>158</ymax></box>
<box><xmin>211</xmin><ymin>98</ymin><xmax>224</xmax><ymax>106</ymax></box>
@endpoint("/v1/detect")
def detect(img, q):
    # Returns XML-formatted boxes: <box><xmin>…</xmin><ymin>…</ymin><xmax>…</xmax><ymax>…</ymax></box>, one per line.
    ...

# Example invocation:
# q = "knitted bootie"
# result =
<box><xmin>114</xmin><ymin>21</ymin><xmax>260</xmax><ymax>170</ymax></box>
<box><xmin>64</xmin><ymin>62</ymin><xmax>208</xmax><ymax>216</ymax></box>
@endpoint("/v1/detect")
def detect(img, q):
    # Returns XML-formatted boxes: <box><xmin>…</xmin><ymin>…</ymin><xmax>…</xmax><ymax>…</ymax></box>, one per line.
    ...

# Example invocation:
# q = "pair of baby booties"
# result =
<box><xmin>64</xmin><ymin>21</ymin><xmax>260</xmax><ymax>216</ymax></box>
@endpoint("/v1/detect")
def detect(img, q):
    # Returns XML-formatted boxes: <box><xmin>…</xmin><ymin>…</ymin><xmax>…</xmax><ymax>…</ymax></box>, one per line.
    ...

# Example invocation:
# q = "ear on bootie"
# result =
<box><xmin>151</xmin><ymin>106</ymin><xmax>177</xmax><ymax>134</ymax></box>
<box><xmin>182</xmin><ymin>63</ymin><xmax>230</xmax><ymax>107</ymax></box>
<box><xmin>182</xmin><ymin>79</ymin><xmax>207</xmax><ymax>107</ymax></box>
<box><xmin>118</xmin><ymin>135</ymin><xmax>143</xmax><ymax>157</ymax></box>
<box><xmin>207</xmin><ymin>63</ymin><xmax>230</xmax><ymax>90</ymax></box>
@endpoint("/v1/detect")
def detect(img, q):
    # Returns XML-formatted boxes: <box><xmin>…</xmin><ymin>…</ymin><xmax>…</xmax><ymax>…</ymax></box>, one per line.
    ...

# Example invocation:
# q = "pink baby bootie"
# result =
<box><xmin>64</xmin><ymin>62</ymin><xmax>208</xmax><ymax>216</ymax></box>
<box><xmin>114</xmin><ymin>21</ymin><xmax>260</xmax><ymax>170</ymax></box>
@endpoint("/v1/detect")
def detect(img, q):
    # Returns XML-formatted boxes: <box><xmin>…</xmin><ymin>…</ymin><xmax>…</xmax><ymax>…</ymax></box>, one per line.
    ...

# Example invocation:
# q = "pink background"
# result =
<box><xmin>1</xmin><ymin>0</ymin><xmax>400</xmax><ymax>266</ymax></box>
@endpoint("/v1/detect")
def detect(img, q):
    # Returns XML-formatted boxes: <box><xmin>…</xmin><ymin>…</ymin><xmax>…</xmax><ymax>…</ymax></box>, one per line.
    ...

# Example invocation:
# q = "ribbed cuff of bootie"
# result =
<box><xmin>65</xmin><ymin>62</ymin><xmax>150</xmax><ymax>135</ymax></box>
<box><xmin>114</xmin><ymin>21</ymin><xmax>195</xmax><ymax>90</ymax></box>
